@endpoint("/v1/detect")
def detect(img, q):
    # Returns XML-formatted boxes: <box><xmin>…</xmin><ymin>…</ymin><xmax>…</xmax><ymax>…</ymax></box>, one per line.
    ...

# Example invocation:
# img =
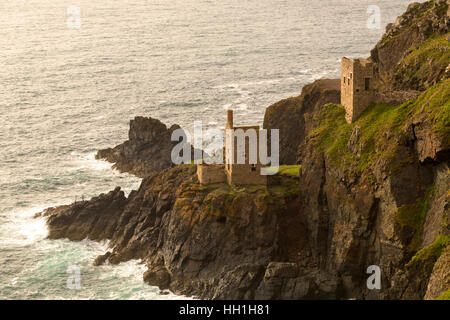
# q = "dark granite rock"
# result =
<box><xmin>263</xmin><ymin>79</ymin><xmax>341</xmax><ymax>165</ymax></box>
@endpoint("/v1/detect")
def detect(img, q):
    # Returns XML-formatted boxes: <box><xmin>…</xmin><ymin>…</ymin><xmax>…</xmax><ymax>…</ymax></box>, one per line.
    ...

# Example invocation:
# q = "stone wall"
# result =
<box><xmin>341</xmin><ymin>58</ymin><xmax>375</xmax><ymax>123</ymax></box>
<box><xmin>225</xmin><ymin>124</ymin><xmax>268</xmax><ymax>186</ymax></box>
<box><xmin>197</xmin><ymin>164</ymin><xmax>226</xmax><ymax>184</ymax></box>
<box><xmin>226</xmin><ymin>164</ymin><xmax>268</xmax><ymax>186</ymax></box>
<box><xmin>352</xmin><ymin>59</ymin><xmax>375</xmax><ymax>121</ymax></box>
<box><xmin>341</xmin><ymin>57</ymin><xmax>354</xmax><ymax>122</ymax></box>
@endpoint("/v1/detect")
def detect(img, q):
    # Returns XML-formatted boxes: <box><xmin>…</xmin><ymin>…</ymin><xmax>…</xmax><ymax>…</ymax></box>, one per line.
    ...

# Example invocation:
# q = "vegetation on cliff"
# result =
<box><xmin>394</xmin><ymin>186</ymin><xmax>436</xmax><ymax>252</ymax></box>
<box><xmin>310</xmin><ymin>77</ymin><xmax>449</xmax><ymax>174</ymax></box>
<box><xmin>437</xmin><ymin>288</ymin><xmax>450</xmax><ymax>300</ymax></box>
<box><xmin>176</xmin><ymin>172</ymin><xmax>300</xmax><ymax>224</ymax></box>
<box><xmin>265</xmin><ymin>165</ymin><xmax>302</xmax><ymax>177</ymax></box>
<box><xmin>310</xmin><ymin>101</ymin><xmax>403</xmax><ymax>172</ymax></box>
<box><xmin>394</xmin><ymin>33</ymin><xmax>450</xmax><ymax>90</ymax></box>
<box><xmin>371</xmin><ymin>0</ymin><xmax>449</xmax><ymax>91</ymax></box>
<box><xmin>408</xmin><ymin>234</ymin><xmax>450</xmax><ymax>273</ymax></box>
<box><xmin>301</xmin><ymin>9</ymin><xmax>449</xmax><ymax>298</ymax></box>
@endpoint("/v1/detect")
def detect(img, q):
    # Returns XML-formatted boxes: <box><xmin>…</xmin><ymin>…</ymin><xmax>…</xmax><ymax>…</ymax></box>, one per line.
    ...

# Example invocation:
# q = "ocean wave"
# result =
<box><xmin>0</xmin><ymin>205</ymin><xmax>51</xmax><ymax>247</ymax></box>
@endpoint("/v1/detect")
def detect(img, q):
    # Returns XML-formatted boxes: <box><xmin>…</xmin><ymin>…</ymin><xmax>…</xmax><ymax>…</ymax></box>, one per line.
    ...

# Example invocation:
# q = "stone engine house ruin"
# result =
<box><xmin>341</xmin><ymin>57</ymin><xmax>375</xmax><ymax>123</ymax></box>
<box><xmin>197</xmin><ymin>110</ymin><xmax>267</xmax><ymax>186</ymax></box>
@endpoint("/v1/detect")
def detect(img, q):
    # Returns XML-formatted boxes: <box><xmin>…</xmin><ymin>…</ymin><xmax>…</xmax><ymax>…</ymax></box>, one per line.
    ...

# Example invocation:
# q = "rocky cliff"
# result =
<box><xmin>289</xmin><ymin>0</ymin><xmax>450</xmax><ymax>299</ymax></box>
<box><xmin>296</xmin><ymin>79</ymin><xmax>449</xmax><ymax>299</ymax></box>
<box><xmin>37</xmin><ymin>0</ymin><xmax>449</xmax><ymax>300</ymax></box>
<box><xmin>96</xmin><ymin>116</ymin><xmax>179</xmax><ymax>178</ymax></box>
<box><xmin>371</xmin><ymin>0</ymin><xmax>450</xmax><ymax>91</ymax></box>
<box><xmin>96</xmin><ymin>116</ymin><xmax>203</xmax><ymax>178</ymax></box>
<box><xmin>39</xmin><ymin>169</ymin><xmax>326</xmax><ymax>299</ymax></box>
<box><xmin>263</xmin><ymin>79</ymin><xmax>340</xmax><ymax>165</ymax></box>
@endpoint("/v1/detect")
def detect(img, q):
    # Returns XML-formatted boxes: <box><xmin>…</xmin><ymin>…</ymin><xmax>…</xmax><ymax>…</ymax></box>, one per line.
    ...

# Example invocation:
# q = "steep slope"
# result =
<box><xmin>263</xmin><ymin>79</ymin><xmax>340</xmax><ymax>165</ymax></box>
<box><xmin>371</xmin><ymin>0</ymin><xmax>449</xmax><ymax>91</ymax></box>
<box><xmin>96</xmin><ymin>116</ymin><xmax>180</xmax><ymax>178</ymax></box>
<box><xmin>297</xmin><ymin>77</ymin><xmax>449</xmax><ymax>299</ymax></box>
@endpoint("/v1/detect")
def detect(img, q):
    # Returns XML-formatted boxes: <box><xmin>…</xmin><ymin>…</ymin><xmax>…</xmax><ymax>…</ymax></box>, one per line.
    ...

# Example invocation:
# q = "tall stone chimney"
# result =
<box><xmin>226</xmin><ymin>109</ymin><xmax>233</xmax><ymax>128</ymax></box>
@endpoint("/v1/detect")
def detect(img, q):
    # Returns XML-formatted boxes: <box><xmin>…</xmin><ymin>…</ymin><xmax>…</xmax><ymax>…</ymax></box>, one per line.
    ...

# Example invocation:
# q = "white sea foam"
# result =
<box><xmin>310</xmin><ymin>70</ymin><xmax>329</xmax><ymax>81</ymax></box>
<box><xmin>0</xmin><ymin>206</ymin><xmax>186</xmax><ymax>300</ymax></box>
<box><xmin>69</xmin><ymin>152</ymin><xmax>112</xmax><ymax>171</ymax></box>
<box><xmin>0</xmin><ymin>205</ymin><xmax>51</xmax><ymax>247</ymax></box>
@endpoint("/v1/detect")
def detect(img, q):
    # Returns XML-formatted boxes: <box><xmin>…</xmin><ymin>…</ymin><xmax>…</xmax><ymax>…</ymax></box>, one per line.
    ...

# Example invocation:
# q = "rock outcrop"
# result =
<box><xmin>37</xmin><ymin>187</ymin><xmax>128</xmax><ymax>241</ymax></box>
<box><xmin>371</xmin><ymin>0</ymin><xmax>449</xmax><ymax>91</ymax></box>
<box><xmin>263</xmin><ymin>79</ymin><xmax>341</xmax><ymax>165</ymax></box>
<box><xmin>425</xmin><ymin>245</ymin><xmax>450</xmax><ymax>299</ymax></box>
<box><xmin>96</xmin><ymin>116</ymin><xmax>178</xmax><ymax>178</ymax></box>
<box><xmin>40</xmin><ymin>169</ymin><xmax>334</xmax><ymax>299</ymax></box>
<box><xmin>96</xmin><ymin>116</ymin><xmax>202</xmax><ymax>178</ymax></box>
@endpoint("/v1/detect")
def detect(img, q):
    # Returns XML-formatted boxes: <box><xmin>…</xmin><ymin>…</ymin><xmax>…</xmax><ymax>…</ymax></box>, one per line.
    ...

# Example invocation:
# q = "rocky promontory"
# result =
<box><xmin>40</xmin><ymin>168</ymin><xmax>330</xmax><ymax>299</ymax></box>
<box><xmin>96</xmin><ymin>116</ymin><xmax>179</xmax><ymax>178</ymax></box>
<box><xmin>96</xmin><ymin>116</ymin><xmax>203</xmax><ymax>178</ymax></box>
<box><xmin>37</xmin><ymin>0</ymin><xmax>449</xmax><ymax>300</ymax></box>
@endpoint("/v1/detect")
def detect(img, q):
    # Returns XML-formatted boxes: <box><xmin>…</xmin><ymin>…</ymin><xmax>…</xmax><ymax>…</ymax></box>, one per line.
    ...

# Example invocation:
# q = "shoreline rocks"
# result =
<box><xmin>96</xmin><ymin>116</ymin><xmax>203</xmax><ymax>178</ymax></box>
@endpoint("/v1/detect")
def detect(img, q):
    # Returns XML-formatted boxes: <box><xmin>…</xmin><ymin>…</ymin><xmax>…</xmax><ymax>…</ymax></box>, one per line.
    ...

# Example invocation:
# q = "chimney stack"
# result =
<box><xmin>226</xmin><ymin>109</ymin><xmax>233</xmax><ymax>128</ymax></box>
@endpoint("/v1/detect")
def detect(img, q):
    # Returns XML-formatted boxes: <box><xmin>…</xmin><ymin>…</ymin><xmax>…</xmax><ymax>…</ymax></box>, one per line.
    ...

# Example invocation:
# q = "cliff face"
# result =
<box><xmin>371</xmin><ymin>0</ymin><xmax>449</xmax><ymax>91</ymax></box>
<box><xmin>263</xmin><ymin>79</ymin><xmax>340</xmax><ymax>165</ymax></box>
<box><xmin>297</xmin><ymin>80</ymin><xmax>449</xmax><ymax>299</ymax></box>
<box><xmin>293</xmin><ymin>5</ymin><xmax>449</xmax><ymax>296</ymax></box>
<box><xmin>40</xmin><ymin>168</ymin><xmax>335</xmax><ymax>299</ymax></box>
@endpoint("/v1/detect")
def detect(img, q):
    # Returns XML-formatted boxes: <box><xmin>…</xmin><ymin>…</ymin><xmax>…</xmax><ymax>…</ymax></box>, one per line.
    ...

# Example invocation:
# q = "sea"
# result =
<box><xmin>0</xmin><ymin>0</ymin><xmax>421</xmax><ymax>299</ymax></box>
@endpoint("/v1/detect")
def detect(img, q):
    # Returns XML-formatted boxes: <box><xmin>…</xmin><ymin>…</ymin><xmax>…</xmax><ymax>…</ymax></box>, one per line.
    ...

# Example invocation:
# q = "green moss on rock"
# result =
<box><xmin>310</xmin><ymin>78</ymin><xmax>449</xmax><ymax>174</ymax></box>
<box><xmin>278</xmin><ymin>165</ymin><xmax>302</xmax><ymax>177</ymax></box>
<box><xmin>437</xmin><ymin>289</ymin><xmax>450</xmax><ymax>300</ymax></box>
<box><xmin>394</xmin><ymin>33</ymin><xmax>450</xmax><ymax>90</ymax></box>
<box><xmin>408</xmin><ymin>234</ymin><xmax>450</xmax><ymax>274</ymax></box>
<box><xmin>311</xmin><ymin>101</ymin><xmax>408</xmax><ymax>173</ymax></box>
<box><xmin>394</xmin><ymin>186</ymin><xmax>435</xmax><ymax>251</ymax></box>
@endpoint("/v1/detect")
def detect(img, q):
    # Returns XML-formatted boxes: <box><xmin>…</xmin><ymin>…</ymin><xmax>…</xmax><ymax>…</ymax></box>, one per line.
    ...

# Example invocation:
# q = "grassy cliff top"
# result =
<box><xmin>310</xmin><ymin>78</ymin><xmax>449</xmax><ymax>174</ymax></box>
<box><xmin>393</xmin><ymin>32</ymin><xmax>450</xmax><ymax>90</ymax></box>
